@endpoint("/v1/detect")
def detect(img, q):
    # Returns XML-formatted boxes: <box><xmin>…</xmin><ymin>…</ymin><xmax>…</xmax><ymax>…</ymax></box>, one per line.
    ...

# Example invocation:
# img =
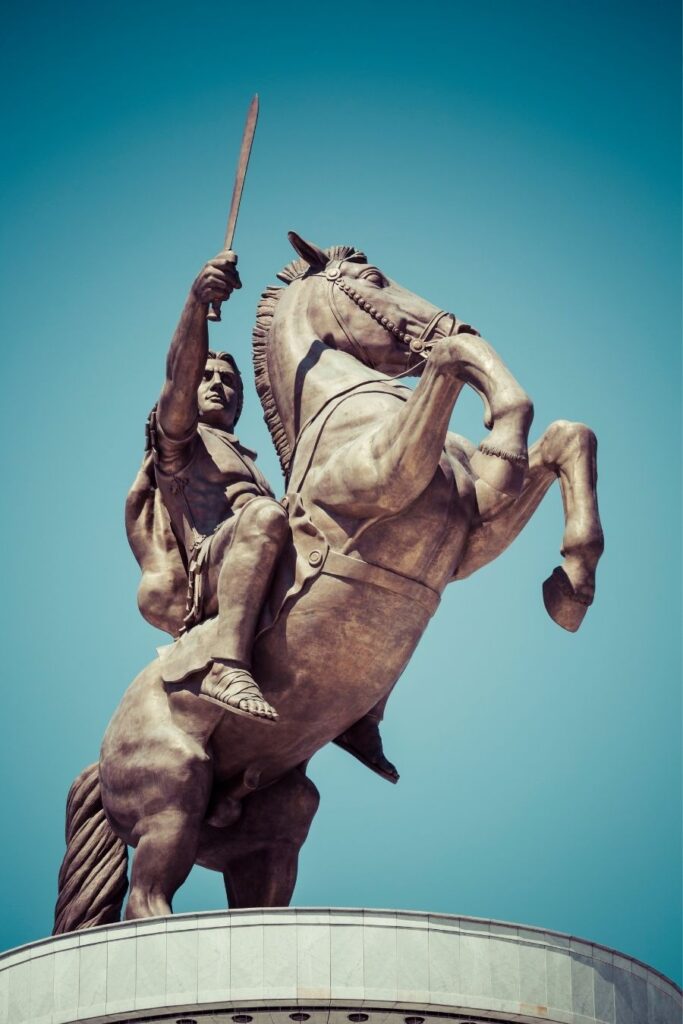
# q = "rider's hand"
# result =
<box><xmin>191</xmin><ymin>251</ymin><xmax>242</xmax><ymax>306</ymax></box>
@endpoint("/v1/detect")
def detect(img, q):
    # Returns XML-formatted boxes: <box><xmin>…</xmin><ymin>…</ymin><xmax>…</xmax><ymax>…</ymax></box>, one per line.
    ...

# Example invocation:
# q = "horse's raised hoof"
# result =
<box><xmin>542</xmin><ymin>566</ymin><xmax>591</xmax><ymax>633</ymax></box>
<box><xmin>200</xmin><ymin>666</ymin><xmax>279</xmax><ymax>723</ymax></box>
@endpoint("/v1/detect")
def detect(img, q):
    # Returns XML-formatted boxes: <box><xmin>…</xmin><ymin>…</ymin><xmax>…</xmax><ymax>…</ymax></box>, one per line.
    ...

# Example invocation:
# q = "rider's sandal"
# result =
<box><xmin>199</xmin><ymin>667</ymin><xmax>279</xmax><ymax>723</ymax></box>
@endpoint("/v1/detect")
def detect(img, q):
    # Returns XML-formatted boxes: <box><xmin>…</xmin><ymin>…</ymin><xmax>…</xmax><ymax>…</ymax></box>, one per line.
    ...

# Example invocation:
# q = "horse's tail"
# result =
<box><xmin>53</xmin><ymin>763</ymin><xmax>129</xmax><ymax>934</ymax></box>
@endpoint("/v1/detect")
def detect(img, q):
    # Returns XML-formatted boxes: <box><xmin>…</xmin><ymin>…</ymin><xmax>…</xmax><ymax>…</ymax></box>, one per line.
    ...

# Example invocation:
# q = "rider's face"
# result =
<box><xmin>197</xmin><ymin>359</ymin><xmax>239</xmax><ymax>428</ymax></box>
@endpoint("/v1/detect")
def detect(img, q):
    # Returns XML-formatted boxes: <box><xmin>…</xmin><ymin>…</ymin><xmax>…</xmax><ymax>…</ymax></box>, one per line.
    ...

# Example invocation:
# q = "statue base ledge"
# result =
<box><xmin>0</xmin><ymin>908</ymin><xmax>679</xmax><ymax>1024</ymax></box>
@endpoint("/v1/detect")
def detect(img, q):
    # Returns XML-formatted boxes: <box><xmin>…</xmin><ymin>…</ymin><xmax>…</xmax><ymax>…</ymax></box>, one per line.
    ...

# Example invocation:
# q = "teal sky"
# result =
<box><xmin>1</xmin><ymin>0</ymin><xmax>681</xmax><ymax>984</ymax></box>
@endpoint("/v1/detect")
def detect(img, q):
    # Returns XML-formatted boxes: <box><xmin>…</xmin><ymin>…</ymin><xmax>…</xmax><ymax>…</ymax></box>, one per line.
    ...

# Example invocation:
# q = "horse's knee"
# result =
<box><xmin>290</xmin><ymin>770</ymin><xmax>320</xmax><ymax>832</ymax></box>
<box><xmin>544</xmin><ymin>420</ymin><xmax>597</xmax><ymax>466</ymax></box>
<box><xmin>239</xmin><ymin>768</ymin><xmax>320</xmax><ymax>847</ymax></box>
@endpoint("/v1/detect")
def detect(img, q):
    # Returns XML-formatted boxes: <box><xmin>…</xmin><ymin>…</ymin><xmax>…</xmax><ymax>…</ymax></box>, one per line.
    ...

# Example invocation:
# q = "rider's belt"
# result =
<box><xmin>321</xmin><ymin>548</ymin><xmax>440</xmax><ymax>617</ymax></box>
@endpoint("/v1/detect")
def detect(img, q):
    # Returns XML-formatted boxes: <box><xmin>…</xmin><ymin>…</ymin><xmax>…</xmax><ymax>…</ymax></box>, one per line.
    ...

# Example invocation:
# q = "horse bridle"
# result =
<box><xmin>321</xmin><ymin>262</ymin><xmax>461</xmax><ymax>357</ymax></box>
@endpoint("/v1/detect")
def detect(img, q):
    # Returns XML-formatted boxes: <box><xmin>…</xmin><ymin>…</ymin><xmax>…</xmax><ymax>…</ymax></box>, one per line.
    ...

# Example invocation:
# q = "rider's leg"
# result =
<box><xmin>456</xmin><ymin>420</ymin><xmax>603</xmax><ymax>631</ymax></box>
<box><xmin>201</xmin><ymin>497</ymin><xmax>288</xmax><ymax>719</ymax></box>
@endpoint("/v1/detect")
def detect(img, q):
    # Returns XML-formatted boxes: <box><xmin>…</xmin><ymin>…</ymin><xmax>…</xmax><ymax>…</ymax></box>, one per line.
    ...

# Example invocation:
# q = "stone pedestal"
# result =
<box><xmin>0</xmin><ymin>909</ymin><xmax>679</xmax><ymax>1024</ymax></box>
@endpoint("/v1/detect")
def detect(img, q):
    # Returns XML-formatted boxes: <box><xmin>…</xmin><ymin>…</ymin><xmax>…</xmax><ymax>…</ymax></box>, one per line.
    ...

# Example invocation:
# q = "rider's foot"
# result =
<box><xmin>334</xmin><ymin>716</ymin><xmax>399</xmax><ymax>784</ymax></box>
<box><xmin>200</xmin><ymin>662</ymin><xmax>279</xmax><ymax>722</ymax></box>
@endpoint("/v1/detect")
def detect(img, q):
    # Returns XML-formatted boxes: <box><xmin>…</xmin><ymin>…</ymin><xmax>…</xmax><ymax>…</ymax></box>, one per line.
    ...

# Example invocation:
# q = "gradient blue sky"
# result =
<box><xmin>1</xmin><ymin>0</ymin><xmax>681</xmax><ymax>984</ymax></box>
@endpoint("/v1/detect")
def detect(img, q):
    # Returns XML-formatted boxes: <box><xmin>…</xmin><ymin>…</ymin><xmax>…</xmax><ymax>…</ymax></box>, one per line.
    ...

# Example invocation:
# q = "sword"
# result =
<box><xmin>208</xmin><ymin>94</ymin><xmax>259</xmax><ymax>323</ymax></box>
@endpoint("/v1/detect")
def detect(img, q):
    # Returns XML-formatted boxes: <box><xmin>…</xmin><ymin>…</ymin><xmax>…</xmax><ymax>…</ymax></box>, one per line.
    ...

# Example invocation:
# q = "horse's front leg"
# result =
<box><xmin>456</xmin><ymin>419</ymin><xmax>604</xmax><ymax>632</ymax></box>
<box><xmin>309</xmin><ymin>333</ymin><xmax>531</xmax><ymax>520</ymax></box>
<box><xmin>430</xmin><ymin>332</ymin><xmax>534</xmax><ymax>498</ymax></box>
<box><xmin>308</xmin><ymin>356</ymin><xmax>466</xmax><ymax>517</ymax></box>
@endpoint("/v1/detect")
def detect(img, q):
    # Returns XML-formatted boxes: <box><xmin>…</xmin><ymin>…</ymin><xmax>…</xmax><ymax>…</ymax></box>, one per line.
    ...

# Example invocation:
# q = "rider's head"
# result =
<box><xmin>197</xmin><ymin>350</ymin><xmax>244</xmax><ymax>430</ymax></box>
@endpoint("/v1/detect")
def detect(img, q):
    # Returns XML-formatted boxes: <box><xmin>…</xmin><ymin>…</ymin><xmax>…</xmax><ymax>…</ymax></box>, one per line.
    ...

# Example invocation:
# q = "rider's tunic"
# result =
<box><xmin>154</xmin><ymin>421</ymin><xmax>274</xmax><ymax>633</ymax></box>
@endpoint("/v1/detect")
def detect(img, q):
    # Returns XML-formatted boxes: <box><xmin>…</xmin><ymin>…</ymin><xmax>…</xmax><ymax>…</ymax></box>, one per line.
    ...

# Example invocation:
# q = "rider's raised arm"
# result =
<box><xmin>157</xmin><ymin>252</ymin><xmax>241</xmax><ymax>440</ymax></box>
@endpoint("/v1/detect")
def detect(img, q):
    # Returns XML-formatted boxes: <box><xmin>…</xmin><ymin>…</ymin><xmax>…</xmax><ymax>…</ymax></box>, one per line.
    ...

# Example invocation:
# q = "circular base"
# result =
<box><xmin>0</xmin><ymin>909</ymin><xmax>679</xmax><ymax>1024</ymax></box>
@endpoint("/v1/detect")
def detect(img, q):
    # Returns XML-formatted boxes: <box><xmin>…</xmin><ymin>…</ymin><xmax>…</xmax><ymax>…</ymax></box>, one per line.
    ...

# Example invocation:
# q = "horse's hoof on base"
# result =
<box><xmin>542</xmin><ymin>567</ymin><xmax>590</xmax><ymax>633</ymax></box>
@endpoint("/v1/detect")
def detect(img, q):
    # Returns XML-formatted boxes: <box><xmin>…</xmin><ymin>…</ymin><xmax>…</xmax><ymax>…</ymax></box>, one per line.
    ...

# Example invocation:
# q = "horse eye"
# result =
<box><xmin>362</xmin><ymin>270</ymin><xmax>386</xmax><ymax>287</ymax></box>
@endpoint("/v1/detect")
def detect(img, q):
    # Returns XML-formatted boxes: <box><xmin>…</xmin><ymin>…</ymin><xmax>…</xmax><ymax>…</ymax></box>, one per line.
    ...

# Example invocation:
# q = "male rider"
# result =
<box><xmin>151</xmin><ymin>250</ymin><xmax>287</xmax><ymax>721</ymax></box>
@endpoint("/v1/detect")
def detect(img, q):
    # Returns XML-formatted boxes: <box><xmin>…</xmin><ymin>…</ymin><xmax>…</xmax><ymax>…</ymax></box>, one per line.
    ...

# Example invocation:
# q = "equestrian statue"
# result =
<box><xmin>53</xmin><ymin>232</ymin><xmax>604</xmax><ymax>933</ymax></box>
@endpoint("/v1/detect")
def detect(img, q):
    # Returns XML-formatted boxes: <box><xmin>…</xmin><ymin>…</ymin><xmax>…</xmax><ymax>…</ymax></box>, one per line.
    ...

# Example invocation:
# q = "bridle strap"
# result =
<box><xmin>321</xmin><ymin>263</ymin><xmax>462</xmax><ymax>356</ymax></box>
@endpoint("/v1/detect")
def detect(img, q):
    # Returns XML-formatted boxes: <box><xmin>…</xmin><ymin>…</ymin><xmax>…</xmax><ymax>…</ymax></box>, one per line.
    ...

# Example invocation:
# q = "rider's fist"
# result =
<box><xmin>192</xmin><ymin>251</ymin><xmax>242</xmax><ymax>306</ymax></box>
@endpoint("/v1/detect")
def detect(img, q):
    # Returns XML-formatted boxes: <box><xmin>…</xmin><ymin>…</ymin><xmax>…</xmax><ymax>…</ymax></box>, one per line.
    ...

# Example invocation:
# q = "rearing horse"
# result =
<box><xmin>53</xmin><ymin>233</ymin><xmax>603</xmax><ymax>933</ymax></box>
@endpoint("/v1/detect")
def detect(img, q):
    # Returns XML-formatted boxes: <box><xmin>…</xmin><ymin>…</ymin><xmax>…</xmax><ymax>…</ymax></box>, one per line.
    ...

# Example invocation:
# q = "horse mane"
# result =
<box><xmin>252</xmin><ymin>244</ymin><xmax>366</xmax><ymax>479</ymax></box>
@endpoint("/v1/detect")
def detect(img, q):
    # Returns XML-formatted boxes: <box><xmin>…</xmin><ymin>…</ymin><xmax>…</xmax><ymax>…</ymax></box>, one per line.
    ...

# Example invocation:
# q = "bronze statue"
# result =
<box><xmin>53</xmin><ymin>232</ymin><xmax>603</xmax><ymax>933</ymax></box>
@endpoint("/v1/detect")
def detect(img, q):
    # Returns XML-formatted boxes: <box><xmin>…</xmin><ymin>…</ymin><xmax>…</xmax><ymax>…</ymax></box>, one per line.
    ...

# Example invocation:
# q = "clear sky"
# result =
<box><xmin>1</xmin><ymin>0</ymin><xmax>681</xmax><ymax>985</ymax></box>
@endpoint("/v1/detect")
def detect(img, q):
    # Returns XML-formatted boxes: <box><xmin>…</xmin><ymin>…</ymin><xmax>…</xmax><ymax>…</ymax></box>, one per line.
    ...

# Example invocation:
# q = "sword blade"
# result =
<box><xmin>222</xmin><ymin>94</ymin><xmax>259</xmax><ymax>251</ymax></box>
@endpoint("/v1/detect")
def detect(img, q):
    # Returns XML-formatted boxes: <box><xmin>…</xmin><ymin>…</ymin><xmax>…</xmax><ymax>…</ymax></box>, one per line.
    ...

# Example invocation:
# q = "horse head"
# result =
<box><xmin>281</xmin><ymin>231</ymin><xmax>476</xmax><ymax>376</ymax></box>
<box><xmin>253</xmin><ymin>232</ymin><xmax>479</xmax><ymax>480</ymax></box>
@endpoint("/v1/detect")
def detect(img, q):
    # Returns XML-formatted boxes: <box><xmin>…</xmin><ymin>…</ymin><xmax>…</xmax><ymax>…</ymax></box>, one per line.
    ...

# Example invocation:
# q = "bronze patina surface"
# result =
<box><xmin>53</xmin><ymin>232</ymin><xmax>603</xmax><ymax>933</ymax></box>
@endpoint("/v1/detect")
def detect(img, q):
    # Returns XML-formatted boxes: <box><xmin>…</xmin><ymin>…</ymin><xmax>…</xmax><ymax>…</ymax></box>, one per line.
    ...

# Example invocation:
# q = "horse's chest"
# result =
<box><xmin>354</xmin><ymin>455</ymin><xmax>474</xmax><ymax>585</ymax></box>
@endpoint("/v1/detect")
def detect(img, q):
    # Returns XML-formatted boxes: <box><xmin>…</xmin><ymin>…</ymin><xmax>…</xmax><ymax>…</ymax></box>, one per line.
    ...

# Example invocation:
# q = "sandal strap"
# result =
<box><xmin>212</xmin><ymin>667</ymin><xmax>264</xmax><ymax>703</ymax></box>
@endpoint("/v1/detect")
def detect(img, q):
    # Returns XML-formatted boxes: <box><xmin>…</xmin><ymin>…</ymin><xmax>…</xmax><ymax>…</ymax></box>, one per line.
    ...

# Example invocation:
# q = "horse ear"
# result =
<box><xmin>287</xmin><ymin>231</ymin><xmax>328</xmax><ymax>269</ymax></box>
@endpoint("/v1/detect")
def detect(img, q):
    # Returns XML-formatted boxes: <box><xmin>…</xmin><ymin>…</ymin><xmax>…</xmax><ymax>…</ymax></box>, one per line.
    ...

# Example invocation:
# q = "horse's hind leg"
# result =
<box><xmin>124</xmin><ymin>752</ymin><xmax>213</xmax><ymax>919</ymax></box>
<box><xmin>197</xmin><ymin>766</ymin><xmax>320</xmax><ymax>908</ymax></box>
<box><xmin>456</xmin><ymin>420</ymin><xmax>604</xmax><ymax>631</ymax></box>
<box><xmin>126</xmin><ymin>810</ymin><xmax>202</xmax><ymax>918</ymax></box>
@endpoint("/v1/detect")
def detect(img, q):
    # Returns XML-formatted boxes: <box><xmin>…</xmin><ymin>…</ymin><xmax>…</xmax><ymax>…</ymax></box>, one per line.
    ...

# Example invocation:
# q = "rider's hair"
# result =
<box><xmin>207</xmin><ymin>349</ymin><xmax>244</xmax><ymax>425</ymax></box>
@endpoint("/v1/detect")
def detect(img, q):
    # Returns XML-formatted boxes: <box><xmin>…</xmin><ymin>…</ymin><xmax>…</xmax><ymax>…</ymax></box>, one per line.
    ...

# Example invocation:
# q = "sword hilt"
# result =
<box><xmin>207</xmin><ymin>301</ymin><xmax>222</xmax><ymax>323</ymax></box>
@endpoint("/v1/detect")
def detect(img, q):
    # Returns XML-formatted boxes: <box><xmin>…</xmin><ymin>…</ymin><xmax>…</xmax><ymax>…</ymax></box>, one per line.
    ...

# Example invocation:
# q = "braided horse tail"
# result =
<box><xmin>53</xmin><ymin>763</ymin><xmax>129</xmax><ymax>934</ymax></box>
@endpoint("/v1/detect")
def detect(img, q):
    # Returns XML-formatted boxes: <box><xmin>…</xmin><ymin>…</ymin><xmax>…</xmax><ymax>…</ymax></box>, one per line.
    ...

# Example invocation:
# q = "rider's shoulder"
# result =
<box><xmin>154</xmin><ymin>417</ymin><xmax>198</xmax><ymax>475</ymax></box>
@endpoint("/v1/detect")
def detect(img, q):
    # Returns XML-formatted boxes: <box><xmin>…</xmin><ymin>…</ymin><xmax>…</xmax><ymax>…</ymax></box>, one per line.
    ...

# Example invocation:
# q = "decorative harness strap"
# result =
<box><xmin>322</xmin><ymin>548</ymin><xmax>440</xmax><ymax>616</ymax></box>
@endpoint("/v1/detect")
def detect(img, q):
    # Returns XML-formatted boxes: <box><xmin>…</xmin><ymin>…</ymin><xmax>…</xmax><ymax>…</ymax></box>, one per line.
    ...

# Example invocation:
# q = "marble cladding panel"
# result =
<box><xmin>51</xmin><ymin>945</ymin><xmax>80</xmax><ymax>1024</ymax></box>
<box><xmin>330</xmin><ymin>921</ymin><xmax>365</xmax><ymax>1000</ymax></box>
<box><xmin>427</xmin><ymin>917</ymin><xmax>460</xmax><ymax>1000</ymax></box>
<box><xmin>134</xmin><ymin>924</ymin><xmax>167</xmax><ymax>1011</ymax></box>
<box><xmin>458</xmin><ymin>921</ymin><xmax>493</xmax><ymax>999</ymax></box>
<box><xmin>230</xmin><ymin>912</ymin><xmax>264</xmax><ymax>1002</ymax></box>
<box><xmin>197</xmin><ymin>921</ymin><xmax>231</xmax><ymax>1005</ymax></box>
<box><xmin>0</xmin><ymin>910</ymin><xmax>680</xmax><ymax>1024</ymax></box>
<box><xmin>28</xmin><ymin>949</ymin><xmax>55</xmax><ymax>1024</ymax></box>
<box><xmin>363</xmin><ymin>911</ymin><xmax>397</xmax><ymax>1003</ymax></box>
<box><xmin>6</xmin><ymin>956</ymin><xmax>30</xmax><ymax>1024</ymax></box>
<box><xmin>297</xmin><ymin>917</ymin><xmax>331</xmax><ymax>999</ymax></box>
<box><xmin>518</xmin><ymin>937</ymin><xmax>548</xmax><ymax>1008</ymax></box>
<box><xmin>546</xmin><ymin>945</ymin><xmax>574</xmax><ymax>1015</ymax></box>
<box><xmin>105</xmin><ymin>928</ymin><xmax>138</xmax><ymax>1017</ymax></box>
<box><xmin>262</xmin><ymin>917</ymin><xmax>298</xmax><ymax>999</ymax></box>
<box><xmin>77</xmin><ymin>938</ymin><xmax>107</xmax><ymax>1020</ymax></box>
<box><xmin>166</xmin><ymin>922</ymin><xmax>199</xmax><ymax>1007</ymax></box>
<box><xmin>487</xmin><ymin>933</ymin><xmax>521</xmax><ymax>1003</ymax></box>
<box><xmin>395</xmin><ymin>915</ymin><xmax>430</xmax><ymax>1004</ymax></box>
